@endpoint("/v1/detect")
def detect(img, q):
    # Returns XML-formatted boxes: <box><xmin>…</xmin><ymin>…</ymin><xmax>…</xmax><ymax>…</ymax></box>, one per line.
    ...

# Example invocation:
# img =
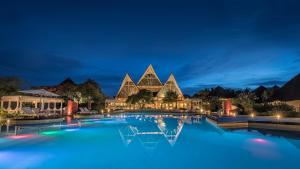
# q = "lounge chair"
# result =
<box><xmin>21</xmin><ymin>107</ymin><xmax>35</xmax><ymax>115</ymax></box>
<box><xmin>78</xmin><ymin>107</ymin><xmax>89</xmax><ymax>114</ymax></box>
<box><xmin>78</xmin><ymin>107</ymin><xmax>97</xmax><ymax>114</ymax></box>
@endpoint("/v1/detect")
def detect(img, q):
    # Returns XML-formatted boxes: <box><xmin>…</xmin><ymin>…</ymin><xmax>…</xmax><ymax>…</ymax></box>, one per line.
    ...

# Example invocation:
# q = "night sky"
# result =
<box><xmin>1</xmin><ymin>0</ymin><xmax>300</xmax><ymax>96</ymax></box>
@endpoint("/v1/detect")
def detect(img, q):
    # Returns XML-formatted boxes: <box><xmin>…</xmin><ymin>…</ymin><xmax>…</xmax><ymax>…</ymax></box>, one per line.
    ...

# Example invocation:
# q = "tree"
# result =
<box><xmin>0</xmin><ymin>108</ymin><xmax>15</xmax><ymax>125</ymax></box>
<box><xmin>126</xmin><ymin>94</ymin><xmax>140</xmax><ymax>105</ymax></box>
<box><xmin>272</xmin><ymin>103</ymin><xmax>294</xmax><ymax>113</ymax></box>
<box><xmin>56</xmin><ymin>78</ymin><xmax>78</xmax><ymax>101</ymax></box>
<box><xmin>126</xmin><ymin>89</ymin><xmax>153</xmax><ymax>108</ymax></box>
<box><xmin>163</xmin><ymin>91</ymin><xmax>178</xmax><ymax>103</ymax></box>
<box><xmin>78</xmin><ymin>79</ymin><xmax>106</xmax><ymax>110</ymax></box>
<box><xmin>193</xmin><ymin>88</ymin><xmax>210</xmax><ymax>101</ymax></box>
<box><xmin>234</xmin><ymin>91</ymin><xmax>257</xmax><ymax>114</ymax></box>
<box><xmin>0</xmin><ymin>77</ymin><xmax>21</xmax><ymax>97</ymax></box>
<box><xmin>193</xmin><ymin>87</ymin><xmax>238</xmax><ymax>101</ymax></box>
<box><xmin>208</xmin><ymin>97</ymin><xmax>222</xmax><ymax>112</ymax></box>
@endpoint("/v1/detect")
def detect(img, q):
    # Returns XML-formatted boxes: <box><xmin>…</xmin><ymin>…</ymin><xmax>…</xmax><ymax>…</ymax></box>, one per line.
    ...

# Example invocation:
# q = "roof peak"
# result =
<box><xmin>137</xmin><ymin>64</ymin><xmax>162</xmax><ymax>86</ymax></box>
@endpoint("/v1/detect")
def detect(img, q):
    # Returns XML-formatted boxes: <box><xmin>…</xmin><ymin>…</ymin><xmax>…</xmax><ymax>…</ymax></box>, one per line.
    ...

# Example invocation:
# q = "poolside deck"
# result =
<box><xmin>207</xmin><ymin>115</ymin><xmax>300</xmax><ymax>132</ymax></box>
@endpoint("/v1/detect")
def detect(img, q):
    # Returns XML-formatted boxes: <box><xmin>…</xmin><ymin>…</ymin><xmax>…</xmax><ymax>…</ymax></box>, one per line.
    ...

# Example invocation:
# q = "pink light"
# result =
<box><xmin>7</xmin><ymin>134</ymin><xmax>37</xmax><ymax>140</ymax></box>
<box><xmin>251</xmin><ymin>138</ymin><xmax>269</xmax><ymax>144</ymax></box>
<box><xmin>67</xmin><ymin>123</ymin><xmax>78</xmax><ymax>126</ymax></box>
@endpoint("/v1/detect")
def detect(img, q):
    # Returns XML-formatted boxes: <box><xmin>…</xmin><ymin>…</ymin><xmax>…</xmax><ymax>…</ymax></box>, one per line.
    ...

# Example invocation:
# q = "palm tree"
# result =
<box><xmin>126</xmin><ymin>89</ymin><xmax>153</xmax><ymax>109</ymax></box>
<box><xmin>163</xmin><ymin>91</ymin><xmax>178</xmax><ymax>109</ymax></box>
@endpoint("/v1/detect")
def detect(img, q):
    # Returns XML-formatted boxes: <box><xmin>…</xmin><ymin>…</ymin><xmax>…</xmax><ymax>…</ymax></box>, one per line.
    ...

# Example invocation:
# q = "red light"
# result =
<box><xmin>66</xmin><ymin>116</ymin><xmax>72</xmax><ymax>124</ymax></box>
<box><xmin>7</xmin><ymin>134</ymin><xmax>37</xmax><ymax>140</ymax></box>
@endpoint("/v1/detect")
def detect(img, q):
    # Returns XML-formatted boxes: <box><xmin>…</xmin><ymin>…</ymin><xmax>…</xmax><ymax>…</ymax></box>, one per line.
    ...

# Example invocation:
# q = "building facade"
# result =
<box><xmin>1</xmin><ymin>89</ymin><xmax>64</xmax><ymax>115</ymax></box>
<box><xmin>105</xmin><ymin>65</ymin><xmax>203</xmax><ymax>112</ymax></box>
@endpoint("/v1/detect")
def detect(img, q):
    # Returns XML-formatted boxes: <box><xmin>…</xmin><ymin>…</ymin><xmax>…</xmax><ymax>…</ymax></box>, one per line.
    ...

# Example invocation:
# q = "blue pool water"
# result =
<box><xmin>0</xmin><ymin>114</ymin><xmax>300</xmax><ymax>169</ymax></box>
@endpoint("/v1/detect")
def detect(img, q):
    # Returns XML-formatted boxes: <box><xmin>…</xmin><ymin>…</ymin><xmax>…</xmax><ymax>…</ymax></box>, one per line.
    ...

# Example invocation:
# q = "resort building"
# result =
<box><xmin>105</xmin><ymin>65</ymin><xmax>203</xmax><ymax>112</ymax></box>
<box><xmin>0</xmin><ymin>89</ymin><xmax>64</xmax><ymax>115</ymax></box>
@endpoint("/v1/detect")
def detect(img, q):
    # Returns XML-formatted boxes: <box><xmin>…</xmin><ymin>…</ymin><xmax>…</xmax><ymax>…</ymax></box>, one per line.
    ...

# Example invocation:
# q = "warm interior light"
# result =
<box><xmin>276</xmin><ymin>114</ymin><xmax>281</xmax><ymax>120</ymax></box>
<box><xmin>251</xmin><ymin>113</ymin><xmax>255</xmax><ymax>118</ymax></box>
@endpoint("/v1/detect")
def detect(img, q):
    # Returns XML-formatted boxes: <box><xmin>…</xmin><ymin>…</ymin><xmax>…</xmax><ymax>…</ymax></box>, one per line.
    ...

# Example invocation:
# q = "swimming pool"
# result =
<box><xmin>0</xmin><ymin>114</ymin><xmax>300</xmax><ymax>169</ymax></box>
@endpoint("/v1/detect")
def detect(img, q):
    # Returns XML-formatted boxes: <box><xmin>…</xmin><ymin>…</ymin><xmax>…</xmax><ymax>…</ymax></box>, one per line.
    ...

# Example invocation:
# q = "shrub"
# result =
<box><xmin>272</xmin><ymin>103</ymin><xmax>294</xmax><ymax>112</ymax></box>
<box><xmin>283</xmin><ymin>111</ymin><xmax>300</xmax><ymax>118</ymax></box>
<box><xmin>253</xmin><ymin>104</ymin><xmax>273</xmax><ymax>113</ymax></box>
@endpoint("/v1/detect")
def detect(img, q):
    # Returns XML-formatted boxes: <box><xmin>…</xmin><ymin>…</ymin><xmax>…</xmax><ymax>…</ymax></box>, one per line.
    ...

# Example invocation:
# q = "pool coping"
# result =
<box><xmin>10</xmin><ymin>118</ymin><xmax>65</xmax><ymax>125</ymax></box>
<box><xmin>207</xmin><ymin>116</ymin><xmax>300</xmax><ymax>132</ymax></box>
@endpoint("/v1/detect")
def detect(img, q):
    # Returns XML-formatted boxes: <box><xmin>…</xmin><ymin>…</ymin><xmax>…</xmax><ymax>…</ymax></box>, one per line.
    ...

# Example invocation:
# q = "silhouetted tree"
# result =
<box><xmin>78</xmin><ymin>79</ymin><xmax>106</xmax><ymax>110</ymax></box>
<box><xmin>163</xmin><ymin>91</ymin><xmax>178</xmax><ymax>103</ymax></box>
<box><xmin>126</xmin><ymin>89</ymin><xmax>153</xmax><ymax>108</ymax></box>
<box><xmin>0</xmin><ymin>77</ymin><xmax>22</xmax><ymax>97</ymax></box>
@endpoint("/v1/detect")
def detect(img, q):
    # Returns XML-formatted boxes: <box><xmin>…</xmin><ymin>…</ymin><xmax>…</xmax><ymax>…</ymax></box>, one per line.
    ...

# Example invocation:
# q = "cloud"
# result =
<box><xmin>0</xmin><ymin>50</ymin><xmax>81</xmax><ymax>73</ymax></box>
<box><xmin>247</xmin><ymin>80</ymin><xmax>286</xmax><ymax>87</ymax></box>
<box><xmin>0</xmin><ymin>50</ymin><xmax>83</xmax><ymax>85</ymax></box>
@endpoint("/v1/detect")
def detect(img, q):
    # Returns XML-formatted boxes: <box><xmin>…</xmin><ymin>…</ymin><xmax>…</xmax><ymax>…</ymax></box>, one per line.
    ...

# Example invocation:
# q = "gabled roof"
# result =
<box><xmin>19</xmin><ymin>89</ymin><xmax>60</xmax><ymax>97</ymax></box>
<box><xmin>157</xmin><ymin>74</ymin><xmax>183</xmax><ymax>98</ymax></box>
<box><xmin>137</xmin><ymin>64</ymin><xmax>162</xmax><ymax>87</ymax></box>
<box><xmin>116</xmin><ymin>74</ymin><xmax>139</xmax><ymax>98</ymax></box>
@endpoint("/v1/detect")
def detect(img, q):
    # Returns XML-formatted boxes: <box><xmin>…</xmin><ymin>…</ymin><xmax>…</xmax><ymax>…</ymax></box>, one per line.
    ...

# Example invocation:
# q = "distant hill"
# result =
<box><xmin>280</xmin><ymin>73</ymin><xmax>300</xmax><ymax>101</ymax></box>
<box><xmin>32</xmin><ymin>78</ymin><xmax>106</xmax><ymax>100</ymax></box>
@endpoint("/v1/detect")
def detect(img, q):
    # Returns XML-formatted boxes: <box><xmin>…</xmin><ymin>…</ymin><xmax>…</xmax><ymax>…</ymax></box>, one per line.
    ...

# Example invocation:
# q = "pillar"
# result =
<box><xmin>41</xmin><ymin>99</ymin><xmax>44</xmax><ymax>111</ymax></box>
<box><xmin>19</xmin><ymin>101</ymin><xmax>22</xmax><ymax>113</ymax></box>
<box><xmin>8</xmin><ymin>101</ymin><xmax>11</xmax><ymax>111</ymax></box>
<box><xmin>60</xmin><ymin>101</ymin><xmax>63</xmax><ymax>115</ymax></box>
<box><xmin>16</xmin><ymin>100</ymin><xmax>19</xmax><ymax>112</ymax></box>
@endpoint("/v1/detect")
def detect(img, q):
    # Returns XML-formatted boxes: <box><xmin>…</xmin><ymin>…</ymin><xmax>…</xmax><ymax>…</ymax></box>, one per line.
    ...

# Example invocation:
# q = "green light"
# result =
<box><xmin>40</xmin><ymin>130</ymin><xmax>64</xmax><ymax>136</ymax></box>
<box><xmin>83</xmin><ymin>121</ymin><xmax>95</xmax><ymax>125</ymax></box>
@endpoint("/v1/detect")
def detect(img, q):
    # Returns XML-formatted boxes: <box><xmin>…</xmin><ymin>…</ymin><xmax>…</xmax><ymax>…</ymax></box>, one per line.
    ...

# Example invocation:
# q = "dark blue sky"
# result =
<box><xmin>1</xmin><ymin>0</ymin><xmax>300</xmax><ymax>96</ymax></box>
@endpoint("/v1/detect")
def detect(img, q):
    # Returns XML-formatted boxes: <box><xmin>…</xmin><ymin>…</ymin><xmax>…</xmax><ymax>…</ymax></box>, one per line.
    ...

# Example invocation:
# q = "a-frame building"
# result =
<box><xmin>157</xmin><ymin>74</ymin><xmax>184</xmax><ymax>100</ymax></box>
<box><xmin>116</xmin><ymin>74</ymin><xmax>139</xmax><ymax>99</ymax></box>
<box><xmin>137</xmin><ymin>64</ymin><xmax>163</xmax><ymax>92</ymax></box>
<box><xmin>106</xmin><ymin>64</ymin><xmax>203</xmax><ymax>111</ymax></box>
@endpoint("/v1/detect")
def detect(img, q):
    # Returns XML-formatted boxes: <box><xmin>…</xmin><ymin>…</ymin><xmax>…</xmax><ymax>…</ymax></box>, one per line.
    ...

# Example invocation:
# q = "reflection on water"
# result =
<box><xmin>118</xmin><ymin>114</ymin><xmax>211</xmax><ymax>150</ymax></box>
<box><xmin>1</xmin><ymin>114</ymin><xmax>300</xmax><ymax>169</ymax></box>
